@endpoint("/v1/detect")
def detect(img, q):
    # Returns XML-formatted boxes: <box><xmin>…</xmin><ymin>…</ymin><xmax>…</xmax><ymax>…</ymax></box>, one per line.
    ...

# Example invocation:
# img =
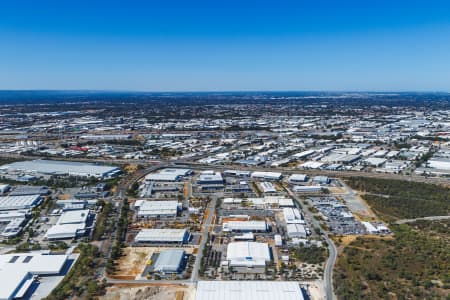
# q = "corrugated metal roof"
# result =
<box><xmin>153</xmin><ymin>249</ymin><xmax>184</xmax><ymax>272</ymax></box>
<box><xmin>196</xmin><ymin>281</ymin><xmax>304</xmax><ymax>300</ymax></box>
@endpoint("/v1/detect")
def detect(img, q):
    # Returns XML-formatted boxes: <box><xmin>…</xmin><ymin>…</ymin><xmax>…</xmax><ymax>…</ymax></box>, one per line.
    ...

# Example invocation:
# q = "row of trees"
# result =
<box><xmin>92</xmin><ymin>201</ymin><xmax>113</xmax><ymax>240</ymax></box>
<box><xmin>106</xmin><ymin>199</ymin><xmax>130</xmax><ymax>275</ymax></box>
<box><xmin>44</xmin><ymin>243</ymin><xmax>105</xmax><ymax>300</ymax></box>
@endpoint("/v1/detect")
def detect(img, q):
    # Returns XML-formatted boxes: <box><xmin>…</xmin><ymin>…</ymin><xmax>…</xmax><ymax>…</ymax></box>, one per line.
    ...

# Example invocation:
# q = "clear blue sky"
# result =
<box><xmin>1</xmin><ymin>0</ymin><xmax>450</xmax><ymax>91</ymax></box>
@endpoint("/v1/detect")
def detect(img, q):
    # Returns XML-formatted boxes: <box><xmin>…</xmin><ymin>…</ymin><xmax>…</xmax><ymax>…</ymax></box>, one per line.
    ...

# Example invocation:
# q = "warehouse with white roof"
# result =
<box><xmin>196</xmin><ymin>281</ymin><xmax>304</xmax><ymax>300</ymax></box>
<box><xmin>46</xmin><ymin>209</ymin><xmax>90</xmax><ymax>240</ymax></box>
<box><xmin>134</xmin><ymin>228</ymin><xmax>190</xmax><ymax>244</ymax></box>
<box><xmin>145</xmin><ymin>173</ymin><xmax>182</xmax><ymax>182</ymax></box>
<box><xmin>134</xmin><ymin>200</ymin><xmax>180</xmax><ymax>218</ymax></box>
<box><xmin>283</xmin><ymin>208</ymin><xmax>304</xmax><ymax>224</ymax></box>
<box><xmin>251</xmin><ymin>171</ymin><xmax>282</xmax><ymax>180</ymax></box>
<box><xmin>287</xmin><ymin>223</ymin><xmax>307</xmax><ymax>238</ymax></box>
<box><xmin>152</xmin><ymin>249</ymin><xmax>186</xmax><ymax>274</ymax></box>
<box><xmin>0</xmin><ymin>252</ymin><xmax>69</xmax><ymax>300</ymax></box>
<box><xmin>159</xmin><ymin>168</ymin><xmax>193</xmax><ymax>176</ymax></box>
<box><xmin>288</xmin><ymin>174</ymin><xmax>308</xmax><ymax>183</ymax></box>
<box><xmin>222</xmin><ymin>220</ymin><xmax>268</xmax><ymax>232</ymax></box>
<box><xmin>197</xmin><ymin>171</ymin><xmax>224</xmax><ymax>185</ymax></box>
<box><xmin>0</xmin><ymin>159</ymin><xmax>120</xmax><ymax>179</ymax></box>
<box><xmin>226</xmin><ymin>242</ymin><xmax>271</xmax><ymax>269</ymax></box>
<box><xmin>0</xmin><ymin>195</ymin><xmax>41</xmax><ymax>211</ymax></box>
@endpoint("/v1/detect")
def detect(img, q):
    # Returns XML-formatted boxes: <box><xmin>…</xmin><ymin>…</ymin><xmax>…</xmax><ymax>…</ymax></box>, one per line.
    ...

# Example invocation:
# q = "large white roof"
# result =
<box><xmin>57</xmin><ymin>209</ymin><xmax>89</xmax><ymax>225</ymax></box>
<box><xmin>226</xmin><ymin>242</ymin><xmax>270</xmax><ymax>267</ymax></box>
<box><xmin>222</xmin><ymin>221</ymin><xmax>267</xmax><ymax>232</ymax></box>
<box><xmin>135</xmin><ymin>200</ymin><xmax>179</xmax><ymax>217</ymax></box>
<box><xmin>288</xmin><ymin>174</ymin><xmax>308</xmax><ymax>181</ymax></box>
<box><xmin>153</xmin><ymin>249</ymin><xmax>185</xmax><ymax>272</ymax></box>
<box><xmin>159</xmin><ymin>168</ymin><xmax>192</xmax><ymax>176</ymax></box>
<box><xmin>135</xmin><ymin>228</ymin><xmax>188</xmax><ymax>243</ymax></box>
<box><xmin>198</xmin><ymin>172</ymin><xmax>223</xmax><ymax>182</ymax></box>
<box><xmin>0</xmin><ymin>252</ymin><xmax>68</xmax><ymax>300</ymax></box>
<box><xmin>0</xmin><ymin>194</ymin><xmax>41</xmax><ymax>211</ymax></box>
<box><xmin>0</xmin><ymin>159</ymin><xmax>119</xmax><ymax>177</ymax></box>
<box><xmin>196</xmin><ymin>281</ymin><xmax>304</xmax><ymax>300</ymax></box>
<box><xmin>46</xmin><ymin>223</ymin><xmax>86</xmax><ymax>239</ymax></box>
<box><xmin>145</xmin><ymin>173</ymin><xmax>181</xmax><ymax>181</ymax></box>
<box><xmin>251</xmin><ymin>171</ymin><xmax>282</xmax><ymax>179</ymax></box>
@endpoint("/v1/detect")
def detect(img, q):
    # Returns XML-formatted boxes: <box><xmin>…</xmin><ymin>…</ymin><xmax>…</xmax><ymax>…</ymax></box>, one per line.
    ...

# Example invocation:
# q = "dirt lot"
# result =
<box><xmin>101</xmin><ymin>284</ymin><xmax>195</xmax><ymax>300</ymax></box>
<box><xmin>307</xmin><ymin>280</ymin><xmax>326</xmax><ymax>300</ymax></box>
<box><xmin>114</xmin><ymin>247</ymin><xmax>195</xmax><ymax>279</ymax></box>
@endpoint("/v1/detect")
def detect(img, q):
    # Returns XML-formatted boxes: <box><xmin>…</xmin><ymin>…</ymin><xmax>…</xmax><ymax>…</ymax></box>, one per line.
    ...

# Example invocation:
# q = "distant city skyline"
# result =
<box><xmin>1</xmin><ymin>0</ymin><xmax>450</xmax><ymax>91</ymax></box>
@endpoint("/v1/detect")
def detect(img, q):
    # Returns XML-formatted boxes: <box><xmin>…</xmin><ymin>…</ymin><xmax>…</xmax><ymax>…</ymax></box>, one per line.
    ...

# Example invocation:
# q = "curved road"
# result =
<box><xmin>323</xmin><ymin>235</ymin><xmax>337</xmax><ymax>300</ymax></box>
<box><xmin>286</xmin><ymin>186</ymin><xmax>337</xmax><ymax>300</ymax></box>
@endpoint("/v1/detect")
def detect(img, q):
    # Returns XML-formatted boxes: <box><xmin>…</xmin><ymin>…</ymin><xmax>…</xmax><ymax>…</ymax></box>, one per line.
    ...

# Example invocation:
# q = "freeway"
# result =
<box><xmin>177</xmin><ymin>161</ymin><xmax>450</xmax><ymax>186</ymax></box>
<box><xmin>2</xmin><ymin>152</ymin><xmax>450</xmax><ymax>186</ymax></box>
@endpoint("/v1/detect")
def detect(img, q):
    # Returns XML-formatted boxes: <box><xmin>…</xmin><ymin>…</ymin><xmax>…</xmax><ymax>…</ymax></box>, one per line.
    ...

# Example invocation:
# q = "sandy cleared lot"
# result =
<box><xmin>307</xmin><ymin>280</ymin><xmax>326</xmax><ymax>300</ymax></box>
<box><xmin>101</xmin><ymin>284</ymin><xmax>195</xmax><ymax>300</ymax></box>
<box><xmin>113</xmin><ymin>247</ymin><xmax>195</xmax><ymax>279</ymax></box>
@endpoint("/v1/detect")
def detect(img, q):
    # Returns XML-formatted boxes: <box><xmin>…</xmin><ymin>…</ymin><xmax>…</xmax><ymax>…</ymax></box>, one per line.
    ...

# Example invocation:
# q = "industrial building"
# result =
<box><xmin>288</xmin><ymin>174</ymin><xmax>308</xmax><ymax>183</ymax></box>
<box><xmin>46</xmin><ymin>209</ymin><xmax>90</xmax><ymax>240</ymax></box>
<box><xmin>0</xmin><ymin>210</ymin><xmax>29</xmax><ymax>222</ymax></box>
<box><xmin>159</xmin><ymin>168</ymin><xmax>193</xmax><ymax>176</ymax></box>
<box><xmin>0</xmin><ymin>195</ymin><xmax>41</xmax><ymax>211</ymax></box>
<box><xmin>428</xmin><ymin>157</ymin><xmax>450</xmax><ymax>170</ymax></box>
<box><xmin>134</xmin><ymin>228</ymin><xmax>190</xmax><ymax>244</ymax></box>
<box><xmin>224</xmin><ymin>170</ymin><xmax>251</xmax><ymax>177</ymax></box>
<box><xmin>259</xmin><ymin>181</ymin><xmax>277</xmax><ymax>193</ymax></box>
<box><xmin>9</xmin><ymin>186</ymin><xmax>50</xmax><ymax>196</ymax></box>
<box><xmin>145</xmin><ymin>168</ymin><xmax>192</xmax><ymax>182</ymax></box>
<box><xmin>134</xmin><ymin>200</ymin><xmax>180</xmax><ymax>218</ymax></box>
<box><xmin>222</xmin><ymin>220</ymin><xmax>268</xmax><ymax>232</ymax></box>
<box><xmin>274</xmin><ymin>234</ymin><xmax>282</xmax><ymax>246</ymax></box>
<box><xmin>197</xmin><ymin>171</ymin><xmax>224</xmax><ymax>185</ymax></box>
<box><xmin>250</xmin><ymin>196</ymin><xmax>294</xmax><ymax>207</ymax></box>
<box><xmin>0</xmin><ymin>217</ymin><xmax>26</xmax><ymax>238</ymax></box>
<box><xmin>312</xmin><ymin>176</ymin><xmax>330</xmax><ymax>184</ymax></box>
<box><xmin>152</xmin><ymin>249</ymin><xmax>186</xmax><ymax>274</ymax></box>
<box><xmin>0</xmin><ymin>252</ymin><xmax>69</xmax><ymax>300</ymax></box>
<box><xmin>226</xmin><ymin>242</ymin><xmax>271</xmax><ymax>269</ymax></box>
<box><xmin>283</xmin><ymin>208</ymin><xmax>304</xmax><ymax>224</ymax></box>
<box><xmin>286</xmin><ymin>223</ymin><xmax>308</xmax><ymax>238</ymax></box>
<box><xmin>0</xmin><ymin>184</ymin><xmax>11</xmax><ymax>195</ymax></box>
<box><xmin>196</xmin><ymin>281</ymin><xmax>304</xmax><ymax>300</ymax></box>
<box><xmin>250</xmin><ymin>171</ymin><xmax>282</xmax><ymax>181</ymax></box>
<box><xmin>0</xmin><ymin>159</ymin><xmax>120</xmax><ymax>179</ymax></box>
<box><xmin>145</xmin><ymin>173</ymin><xmax>182</xmax><ymax>182</ymax></box>
<box><xmin>293</xmin><ymin>185</ymin><xmax>322</xmax><ymax>193</ymax></box>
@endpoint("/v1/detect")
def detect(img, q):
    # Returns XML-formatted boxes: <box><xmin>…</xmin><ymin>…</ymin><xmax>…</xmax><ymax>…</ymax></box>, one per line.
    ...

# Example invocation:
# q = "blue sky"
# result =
<box><xmin>1</xmin><ymin>0</ymin><xmax>450</xmax><ymax>91</ymax></box>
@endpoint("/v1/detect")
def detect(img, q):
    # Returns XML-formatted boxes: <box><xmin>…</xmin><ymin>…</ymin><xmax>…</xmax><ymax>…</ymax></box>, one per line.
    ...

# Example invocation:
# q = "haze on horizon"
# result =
<box><xmin>1</xmin><ymin>0</ymin><xmax>450</xmax><ymax>92</ymax></box>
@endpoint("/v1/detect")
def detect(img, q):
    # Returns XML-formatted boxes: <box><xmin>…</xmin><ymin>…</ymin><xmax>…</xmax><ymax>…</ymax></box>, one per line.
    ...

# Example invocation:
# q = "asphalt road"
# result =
<box><xmin>286</xmin><ymin>187</ymin><xmax>337</xmax><ymax>300</ymax></box>
<box><xmin>323</xmin><ymin>235</ymin><xmax>338</xmax><ymax>300</ymax></box>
